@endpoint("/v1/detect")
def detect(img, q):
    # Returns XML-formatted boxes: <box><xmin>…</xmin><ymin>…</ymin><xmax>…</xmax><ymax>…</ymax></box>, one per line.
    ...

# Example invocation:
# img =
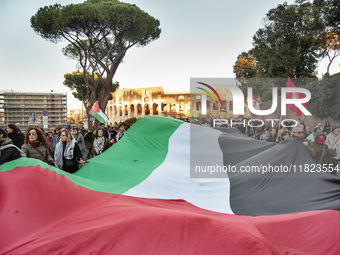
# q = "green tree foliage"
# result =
<box><xmin>319</xmin><ymin>31</ymin><xmax>340</xmax><ymax>75</ymax></box>
<box><xmin>244</xmin><ymin>78</ymin><xmax>277</xmax><ymax>103</ymax></box>
<box><xmin>251</xmin><ymin>1</ymin><xmax>325</xmax><ymax>78</ymax></box>
<box><xmin>313</xmin><ymin>0</ymin><xmax>340</xmax><ymax>75</ymax></box>
<box><xmin>314</xmin><ymin>0</ymin><xmax>340</xmax><ymax>33</ymax></box>
<box><xmin>233</xmin><ymin>51</ymin><xmax>257</xmax><ymax>85</ymax></box>
<box><xmin>63</xmin><ymin>71</ymin><xmax>119</xmax><ymax>117</ymax></box>
<box><xmin>306</xmin><ymin>78</ymin><xmax>340</xmax><ymax>119</ymax></box>
<box><xmin>31</xmin><ymin>0</ymin><xmax>161</xmax><ymax>124</ymax></box>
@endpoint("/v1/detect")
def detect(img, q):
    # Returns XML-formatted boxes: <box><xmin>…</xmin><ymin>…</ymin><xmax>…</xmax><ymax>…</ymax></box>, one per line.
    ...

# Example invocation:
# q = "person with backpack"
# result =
<box><xmin>0</xmin><ymin>128</ymin><xmax>25</xmax><ymax>165</ymax></box>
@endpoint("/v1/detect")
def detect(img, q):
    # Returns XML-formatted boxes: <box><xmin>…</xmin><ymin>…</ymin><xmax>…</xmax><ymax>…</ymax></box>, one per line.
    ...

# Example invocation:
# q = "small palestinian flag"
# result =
<box><xmin>252</xmin><ymin>95</ymin><xmax>260</xmax><ymax>110</ymax></box>
<box><xmin>89</xmin><ymin>101</ymin><xmax>108</xmax><ymax>124</ymax></box>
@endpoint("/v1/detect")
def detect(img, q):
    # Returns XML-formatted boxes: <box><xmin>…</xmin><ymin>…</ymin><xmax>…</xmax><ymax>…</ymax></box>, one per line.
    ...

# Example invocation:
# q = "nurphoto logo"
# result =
<box><xmin>194</xmin><ymin>80</ymin><xmax>311</xmax><ymax>116</ymax></box>
<box><xmin>191</xmin><ymin>78</ymin><xmax>312</xmax><ymax>128</ymax></box>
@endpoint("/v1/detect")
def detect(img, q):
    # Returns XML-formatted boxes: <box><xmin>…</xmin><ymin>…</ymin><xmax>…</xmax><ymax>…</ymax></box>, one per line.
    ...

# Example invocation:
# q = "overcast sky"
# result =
<box><xmin>0</xmin><ymin>0</ymin><xmax>338</xmax><ymax>109</ymax></box>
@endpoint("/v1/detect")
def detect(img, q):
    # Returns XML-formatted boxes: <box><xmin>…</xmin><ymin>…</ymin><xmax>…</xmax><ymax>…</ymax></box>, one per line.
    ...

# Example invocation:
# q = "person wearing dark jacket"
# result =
<box><xmin>0</xmin><ymin>128</ymin><xmax>24</xmax><ymax>165</ymax></box>
<box><xmin>6</xmin><ymin>124</ymin><xmax>24</xmax><ymax>148</ymax></box>
<box><xmin>84</xmin><ymin>129</ymin><xmax>95</xmax><ymax>159</ymax></box>
<box><xmin>51</xmin><ymin>128</ymin><xmax>61</xmax><ymax>152</ymax></box>
<box><xmin>54</xmin><ymin>129</ymin><xmax>84</xmax><ymax>173</ymax></box>
<box><xmin>265</xmin><ymin>127</ymin><xmax>277</xmax><ymax>143</ymax></box>
<box><xmin>323</xmin><ymin>121</ymin><xmax>332</xmax><ymax>134</ymax></box>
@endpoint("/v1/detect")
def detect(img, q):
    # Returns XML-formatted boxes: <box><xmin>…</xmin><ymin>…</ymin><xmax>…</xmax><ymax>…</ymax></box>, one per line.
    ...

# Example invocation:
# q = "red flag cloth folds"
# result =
<box><xmin>286</xmin><ymin>77</ymin><xmax>309</xmax><ymax>116</ymax></box>
<box><xmin>1</xmin><ymin>166</ymin><xmax>340</xmax><ymax>255</ymax></box>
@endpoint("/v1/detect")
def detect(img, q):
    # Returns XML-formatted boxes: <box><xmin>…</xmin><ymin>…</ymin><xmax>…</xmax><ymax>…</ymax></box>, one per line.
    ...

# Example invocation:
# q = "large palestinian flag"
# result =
<box><xmin>1</xmin><ymin>116</ymin><xmax>340</xmax><ymax>254</ymax></box>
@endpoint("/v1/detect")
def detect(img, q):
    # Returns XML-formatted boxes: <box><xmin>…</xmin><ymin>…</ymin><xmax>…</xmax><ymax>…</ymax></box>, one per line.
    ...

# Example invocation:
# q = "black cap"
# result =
<box><xmin>0</xmin><ymin>128</ymin><xmax>8</xmax><ymax>138</ymax></box>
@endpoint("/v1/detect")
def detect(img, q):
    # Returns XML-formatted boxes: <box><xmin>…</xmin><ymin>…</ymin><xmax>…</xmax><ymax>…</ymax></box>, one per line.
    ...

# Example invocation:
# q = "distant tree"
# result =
<box><xmin>314</xmin><ymin>0</ymin><xmax>340</xmax><ymax>33</ymax></box>
<box><xmin>61</xmin><ymin>41</ymin><xmax>117</xmax><ymax>115</ymax></box>
<box><xmin>233</xmin><ymin>51</ymin><xmax>257</xmax><ymax>85</ymax></box>
<box><xmin>63</xmin><ymin>71</ymin><xmax>119</xmax><ymax>118</ymax></box>
<box><xmin>31</xmin><ymin>0</ymin><xmax>161</xmax><ymax>125</ymax></box>
<box><xmin>319</xmin><ymin>31</ymin><xmax>340</xmax><ymax>75</ymax></box>
<box><xmin>307</xmin><ymin>78</ymin><xmax>340</xmax><ymax>119</ymax></box>
<box><xmin>252</xmin><ymin>1</ymin><xmax>325</xmax><ymax>78</ymax></box>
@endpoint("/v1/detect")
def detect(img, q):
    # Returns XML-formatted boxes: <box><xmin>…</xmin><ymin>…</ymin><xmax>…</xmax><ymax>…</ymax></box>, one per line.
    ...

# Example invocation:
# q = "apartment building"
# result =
<box><xmin>0</xmin><ymin>90</ymin><xmax>67</xmax><ymax>131</ymax></box>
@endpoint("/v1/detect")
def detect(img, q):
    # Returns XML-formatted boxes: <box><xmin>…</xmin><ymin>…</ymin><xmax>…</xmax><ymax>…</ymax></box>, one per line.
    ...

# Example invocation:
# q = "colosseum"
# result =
<box><xmin>105</xmin><ymin>86</ymin><xmax>242</xmax><ymax>125</ymax></box>
<box><xmin>105</xmin><ymin>87</ymin><xmax>190</xmax><ymax>125</ymax></box>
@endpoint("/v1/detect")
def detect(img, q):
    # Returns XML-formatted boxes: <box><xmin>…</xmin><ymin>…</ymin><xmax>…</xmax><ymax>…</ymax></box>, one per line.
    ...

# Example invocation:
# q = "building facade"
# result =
<box><xmin>104</xmin><ymin>86</ymin><xmax>249</xmax><ymax>125</ymax></box>
<box><xmin>190</xmin><ymin>87</ymin><xmax>241</xmax><ymax>118</ymax></box>
<box><xmin>0</xmin><ymin>91</ymin><xmax>67</xmax><ymax>131</ymax></box>
<box><xmin>106</xmin><ymin>87</ymin><xmax>191</xmax><ymax>125</ymax></box>
<box><xmin>67</xmin><ymin>108</ymin><xmax>87</xmax><ymax>126</ymax></box>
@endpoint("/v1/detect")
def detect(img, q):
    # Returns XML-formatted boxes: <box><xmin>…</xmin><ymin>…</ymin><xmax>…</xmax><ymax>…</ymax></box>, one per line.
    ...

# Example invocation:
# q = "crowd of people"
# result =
<box><xmin>1</xmin><ymin>118</ymin><xmax>340</xmax><ymax>176</ymax></box>
<box><xmin>0</xmin><ymin>122</ymin><xmax>130</xmax><ymax>173</ymax></box>
<box><xmin>189</xmin><ymin>116</ymin><xmax>340</xmax><ymax>176</ymax></box>
<box><xmin>233</xmin><ymin>119</ymin><xmax>340</xmax><ymax>176</ymax></box>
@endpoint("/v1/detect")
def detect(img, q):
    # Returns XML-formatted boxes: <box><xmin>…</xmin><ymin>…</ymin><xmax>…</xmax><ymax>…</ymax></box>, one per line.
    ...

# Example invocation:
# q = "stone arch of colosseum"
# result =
<box><xmin>106</xmin><ymin>87</ymin><xmax>193</xmax><ymax>125</ymax></box>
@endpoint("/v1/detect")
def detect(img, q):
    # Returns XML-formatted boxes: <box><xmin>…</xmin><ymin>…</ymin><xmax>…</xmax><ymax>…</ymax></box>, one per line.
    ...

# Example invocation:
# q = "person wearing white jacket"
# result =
<box><xmin>325</xmin><ymin>126</ymin><xmax>340</xmax><ymax>175</ymax></box>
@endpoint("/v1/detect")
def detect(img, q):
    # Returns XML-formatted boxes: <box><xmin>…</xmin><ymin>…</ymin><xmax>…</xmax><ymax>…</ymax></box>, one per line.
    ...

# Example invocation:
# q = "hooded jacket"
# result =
<box><xmin>0</xmin><ymin>138</ymin><xmax>24</xmax><ymax>165</ymax></box>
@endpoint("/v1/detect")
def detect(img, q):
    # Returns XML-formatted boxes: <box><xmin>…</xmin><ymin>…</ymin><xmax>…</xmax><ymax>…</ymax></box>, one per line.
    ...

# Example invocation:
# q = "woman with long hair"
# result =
<box><xmin>6</xmin><ymin>124</ymin><xmax>24</xmax><ymax>148</ymax></box>
<box><xmin>54</xmin><ymin>129</ymin><xmax>84</xmax><ymax>173</ymax></box>
<box><xmin>21</xmin><ymin>127</ymin><xmax>54</xmax><ymax>165</ymax></box>
<box><xmin>323</xmin><ymin>121</ymin><xmax>332</xmax><ymax>134</ymax></box>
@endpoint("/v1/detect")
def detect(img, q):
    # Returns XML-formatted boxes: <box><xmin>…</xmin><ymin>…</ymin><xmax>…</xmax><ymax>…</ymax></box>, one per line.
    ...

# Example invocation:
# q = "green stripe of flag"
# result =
<box><xmin>1</xmin><ymin>116</ymin><xmax>184</xmax><ymax>194</ymax></box>
<box><xmin>90</xmin><ymin>112</ymin><xmax>107</xmax><ymax>124</ymax></box>
<box><xmin>74</xmin><ymin>116</ymin><xmax>183</xmax><ymax>193</ymax></box>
